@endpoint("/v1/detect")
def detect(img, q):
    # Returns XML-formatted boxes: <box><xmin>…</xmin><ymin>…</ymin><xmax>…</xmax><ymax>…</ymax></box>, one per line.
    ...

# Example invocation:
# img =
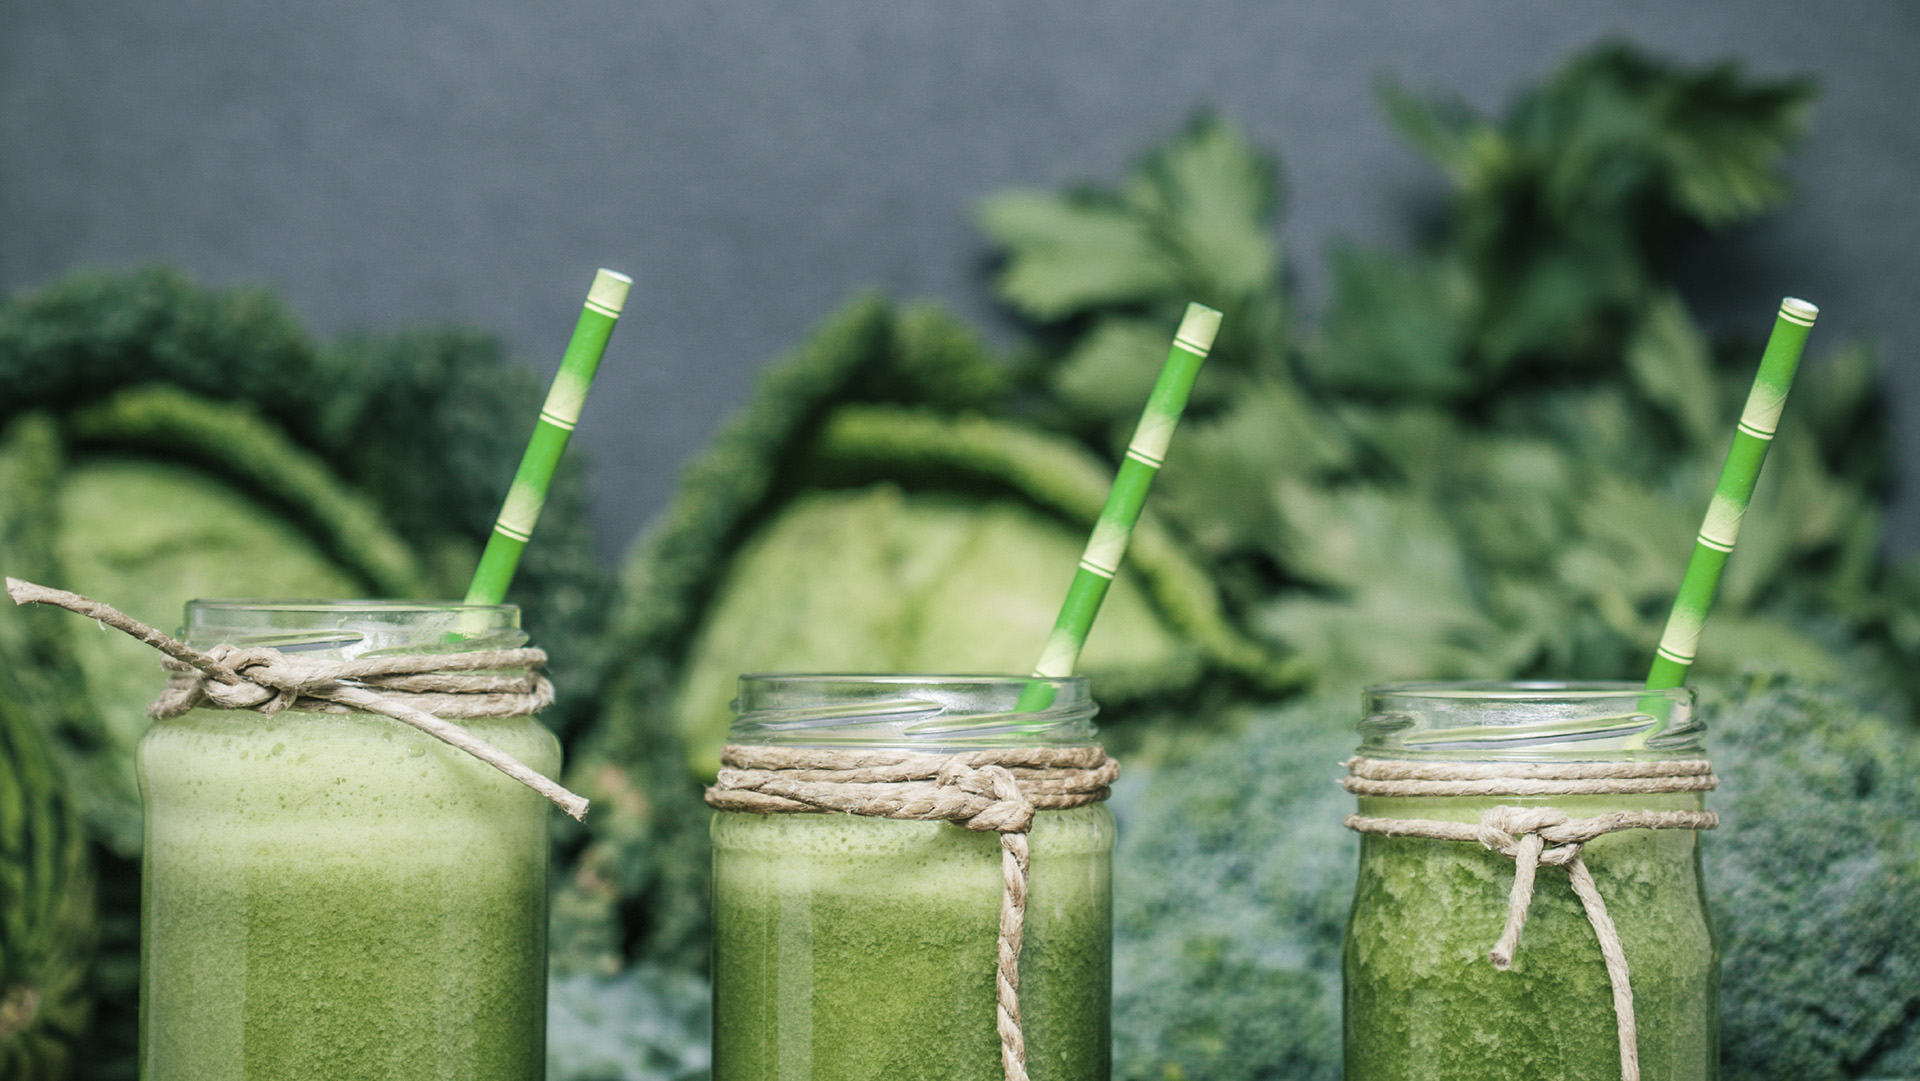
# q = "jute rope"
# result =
<box><xmin>707</xmin><ymin>743</ymin><xmax>1119</xmax><ymax>1081</ymax></box>
<box><xmin>5</xmin><ymin>579</ymin><xmax>587</xmax><ymax>820</ymax></box>
<box><xmin>1343</xmin><ymin>756</ymin><xmax>1718</xmax><ymax>1081</ymax></box>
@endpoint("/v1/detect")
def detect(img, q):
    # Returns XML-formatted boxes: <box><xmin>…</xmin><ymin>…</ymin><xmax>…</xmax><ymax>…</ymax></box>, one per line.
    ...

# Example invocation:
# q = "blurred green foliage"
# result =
<box><xmin>977</xmin><ymin>43</ymin><xmax>1905</xmax><ymax>701</ymax></box>
<box><xmin>0</xmin><ymin>666</ymin><xmax>95</xmax><ymax>1078</ymax></box>
<box><xmin>548</xmin><ymin>966</ymin><xmax>711</xmax><ymax>1081</ymax></box>
<box><xmin>0</xmin><ymin>268</ymin><xmax>611</xmax><ymax>724</ymax></box>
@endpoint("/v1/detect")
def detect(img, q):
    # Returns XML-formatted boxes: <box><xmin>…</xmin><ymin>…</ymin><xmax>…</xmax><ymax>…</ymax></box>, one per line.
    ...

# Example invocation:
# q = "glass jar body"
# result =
<box><xmin>136</xmin><ymin>602</ymin><xmax>560</xmax><ymax>1081</ymax></box>
<box><xmin>711</xmin><ymin>675</ymin><xmax>1114</xmax><ymax>1081</ymax></box>
<box><xmin>1342</xmin><ymin>682</ymin><xmax>1717</xmax><ymax>1081</ymax></box>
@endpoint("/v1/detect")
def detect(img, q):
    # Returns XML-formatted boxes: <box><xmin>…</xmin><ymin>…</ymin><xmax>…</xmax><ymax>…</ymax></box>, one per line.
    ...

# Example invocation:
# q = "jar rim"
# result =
<box><xmin>1366</xmin><ymin>680</ymin><xmax>1691</xmax><ymax>701</ymax></box>
<box><xmin>730</xmin><ymin>673</ymin><xmax>1099</xmax><ymax>750</ymax></box>
<box><xmin>186</xmin><ymin>599</ymin><xmax>517</xmax><ymax>614</ymax></box>
<box><xmin>1359</xmin><ymin>679</ymin><xmax>1703</xmax><ymax>760</ymax></box>
<box><xmin>739</xmin><ymin>672</ymin><xmax>1083</xmax><ymax>685</ymax></box>
<box><xmin>182</xmin><ymin>599</ymin><xmax>525</xmax><ymax>658</ymax></box>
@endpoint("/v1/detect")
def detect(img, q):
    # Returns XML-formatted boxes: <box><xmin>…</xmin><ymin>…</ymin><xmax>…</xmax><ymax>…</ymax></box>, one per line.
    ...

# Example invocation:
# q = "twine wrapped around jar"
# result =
<box><xmin>1343</xmin><ymin>756</ymin><xmax>1718</xmax><ymax>1081</ymax></box>
<box><xmin>707</xmin><ymin>743</ymin><xmax>1119</xmax><ymax>1081</ymax></box>
<box><xmin>5</xmin><ymin>578</ymin><xmax>588</xmax><ymax>820</ymax></box>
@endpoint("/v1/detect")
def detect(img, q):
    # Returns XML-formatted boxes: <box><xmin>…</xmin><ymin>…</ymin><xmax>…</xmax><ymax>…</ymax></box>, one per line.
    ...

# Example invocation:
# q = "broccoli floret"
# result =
<box><xmin>546</xmin><ymin>965</ymin><xmax>711</xmax><ymax>1081</ymax></box>
<box><xmin>1704</xmin><ymin>675</ymin><xmax>1920</xmax><ymax>1079</ymax></box>
<box><xmin>1109</xmin><ymin>696</ymin><xmax>1353</xmax><ymax>1081</ymax></box>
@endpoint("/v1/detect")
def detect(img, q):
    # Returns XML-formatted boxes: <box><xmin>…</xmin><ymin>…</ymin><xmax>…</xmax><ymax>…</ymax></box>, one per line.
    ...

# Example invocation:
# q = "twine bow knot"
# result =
<box><xmin>934</xmin><ymin>759</ymin><xmax>1036</xmax><ymax>833</ymax></box>
<box><xmin>185</xmin><ymin>645</ymin><xmax>324</xmax><ymax>714</ymax></box>
<box><xmin>1473</xmin><ymin>804</ymin><xmax>1593</xmax><ymax>970</ymax></box>
<box><xmin>1475</xmin><ymin>804</ymin><xmax>1570</xmax><ymax>857</ymax></box>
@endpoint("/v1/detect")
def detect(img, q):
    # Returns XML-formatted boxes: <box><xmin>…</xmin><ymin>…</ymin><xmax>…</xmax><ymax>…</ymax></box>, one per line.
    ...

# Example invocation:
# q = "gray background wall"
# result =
<box><xmin>4</xmin><ymin>0</ymin><xmax>1917</xmax><ymax>562</ymax></box>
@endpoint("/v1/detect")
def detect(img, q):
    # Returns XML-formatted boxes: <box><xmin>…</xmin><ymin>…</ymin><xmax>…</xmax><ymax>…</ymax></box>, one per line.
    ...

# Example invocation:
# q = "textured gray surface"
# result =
<box><xmin>3</xmin><ymin>0</ymin><xmax>1917</xmax><ymax>559</ymax></box>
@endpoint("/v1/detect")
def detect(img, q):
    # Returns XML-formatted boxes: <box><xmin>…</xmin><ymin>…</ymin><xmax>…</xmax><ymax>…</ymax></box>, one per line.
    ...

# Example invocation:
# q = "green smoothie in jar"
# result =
<box><xmin>137</xmin><ymin>601</ymin><xmax>559</xmax><ymax>1081</ymax></box>
<box><xmin>1342</xmin><ymin>682</ymin><xmax>1718</xmax><ymax>1081</ymax></box>
<box><xmin>710</xmin><ymin>675</ymin><xmax>1114</xmax><ymax>1081</ymax></box>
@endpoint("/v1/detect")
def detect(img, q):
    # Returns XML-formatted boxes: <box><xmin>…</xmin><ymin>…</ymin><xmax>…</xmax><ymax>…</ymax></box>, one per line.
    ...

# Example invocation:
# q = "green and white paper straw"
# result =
<box><xmin>1021</xmin><ymin>303</ymin><xmax>1220</xmax><ymax>706</ymax></box>
<box><xmin>1645</xmin><ymin>296</ymin><xmax>1818</xmax><ymax>690</ymax></box>
<box><xmin>464</xmin><ymin>268</ymin><xmax>631</xmax><ymax>606</ymax></box>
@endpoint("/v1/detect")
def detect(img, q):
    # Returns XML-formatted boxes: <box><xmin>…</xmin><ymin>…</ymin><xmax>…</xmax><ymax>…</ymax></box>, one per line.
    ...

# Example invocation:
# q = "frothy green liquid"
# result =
<box><xmin>137</xmin><ymin>709</ymin><xmax>559</xmax><ymax>1081</ymax></box>
<box><xmin>712</xmin><ymin>806</ymin><xmax>1112</xmax><ymax>1081</ymax></box>
<box><xmin>1343</xmin><ymin>794</ymin><xmax>1717</xmax><ymax>1081</ymax></box>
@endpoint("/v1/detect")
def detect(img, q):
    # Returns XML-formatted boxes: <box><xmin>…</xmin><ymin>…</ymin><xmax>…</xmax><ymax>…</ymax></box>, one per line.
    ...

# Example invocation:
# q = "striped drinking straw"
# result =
<box><xmin>1015</xmin><ymin>302</ymin><xmax>1221</xmax><ymax>712</ymax></box>
<box><xmin>464</xmin><ymin>268</ymin><xmax>631</xmax><ymax>606</ymax></box>
<box><xmin>1644</xmin><ymin>296</ymin><xmax>1819</xmax><ymax>692</ymax></box>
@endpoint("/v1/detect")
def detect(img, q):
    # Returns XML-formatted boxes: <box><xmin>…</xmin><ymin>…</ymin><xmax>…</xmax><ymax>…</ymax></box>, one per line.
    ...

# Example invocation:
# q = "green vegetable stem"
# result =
<box><xmin>465</xmin><ymin>269</ymin><xmax>630</xmax><ymax>605</ymax></box>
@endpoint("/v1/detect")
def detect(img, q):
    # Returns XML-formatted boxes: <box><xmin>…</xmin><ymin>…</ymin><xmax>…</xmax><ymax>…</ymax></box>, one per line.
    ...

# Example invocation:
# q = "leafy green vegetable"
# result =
<box><xmin>66</xmin><ymin>386</ymin><xmax>425</xmax><ymax>596</ymax></box>
<box><xmin>979</xmin><ymin>44</ymin><xmax>1911</xmax><ymax>701</ymax></box>
<box><xmin>0</xmin><ymin>268</ymin><xmax>610</xmax><ymax>713</ymax></box>
<box><xmin>670</xmin><ymin>485</ymin><xmax>1192</xmax><ymax>771</ymax></box>
<box><xmin>1369</xmin><ymin>43</ymin><xmax>1812</xmax><ymax>377</ymax></box>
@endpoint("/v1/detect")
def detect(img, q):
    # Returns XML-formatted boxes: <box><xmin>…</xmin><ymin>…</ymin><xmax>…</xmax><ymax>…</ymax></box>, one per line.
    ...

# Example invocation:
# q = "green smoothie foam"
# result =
<box><xmin>712</xmin><ymin>805</ymin><xmax>1113</xmax><ymax>1081</ymax></box>
<box><xmin>138</xmin><ymin>706</ymin><xmax>559</xmax><ymax>1081</ymax></box>
<box><xmin>1343</xmin><ymin>793</ymin><xmax>1717</xmax><ymax>1081</ymax></box>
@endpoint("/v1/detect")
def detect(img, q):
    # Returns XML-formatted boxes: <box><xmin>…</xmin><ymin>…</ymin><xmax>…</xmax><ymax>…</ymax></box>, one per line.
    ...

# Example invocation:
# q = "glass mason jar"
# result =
<box><xmin>1343</xmin><ymin>681</ymin><xmax>1717</xmax><ymax>1081</ymax></box>
<box><xmin>711</xmin><ymin>675</ymin><xmax>1115</xmax><ymax>1081</ymax></box>
<box><xmin>136</xmin><ymin>601</ymin><xmax>561</xmax><ymax>1081</ymax></box>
